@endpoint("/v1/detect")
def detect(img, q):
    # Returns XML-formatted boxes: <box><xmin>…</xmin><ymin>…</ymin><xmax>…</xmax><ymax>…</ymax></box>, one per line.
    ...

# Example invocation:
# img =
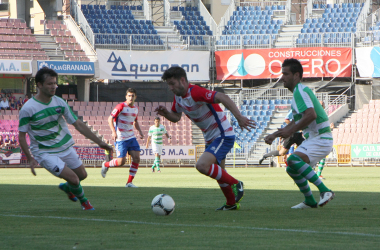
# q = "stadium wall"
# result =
<box><xmin>329</xmin><ymin>103</ymin><xmax>349</xmax><ymax>126</ymax></box>
<box><xmin>89</xmin><ymin>81</ymin><xmax>175</xmax><ymax>103</ymax></box>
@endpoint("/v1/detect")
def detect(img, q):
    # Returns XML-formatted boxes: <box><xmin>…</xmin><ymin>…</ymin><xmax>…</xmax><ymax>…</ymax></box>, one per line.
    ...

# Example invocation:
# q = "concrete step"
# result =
<box><xmin>281</xmin><ymin>25</ymin><xmax>303</xmax><ymax>32</ymax></box>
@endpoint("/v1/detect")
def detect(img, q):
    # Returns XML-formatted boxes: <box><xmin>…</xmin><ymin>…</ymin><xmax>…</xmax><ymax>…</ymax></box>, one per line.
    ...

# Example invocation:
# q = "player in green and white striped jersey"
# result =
<box><xmin>264</xmin><ymin>58</ymin><xmax>335</xmax><ymax>209</ymax></box>
<box><xmin>18</xmin><ymin>67</ymin><xmax>113</xmax><ymax>210</ymax></box>
<box><xmin>145</xmin><ymin>117</ymin><xmax>171</xmax><ymax>172</ymax></box>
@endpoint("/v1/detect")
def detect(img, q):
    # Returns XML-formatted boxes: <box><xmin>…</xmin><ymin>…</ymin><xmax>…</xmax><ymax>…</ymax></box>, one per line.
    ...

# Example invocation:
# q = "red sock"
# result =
<box><xmin>207</xmin><ymin>164</ymin><xmax>238</xmax><ymax>185</ymax></box>
<box><xmin>218</xmin><ymin>181</ymin><xmax>236</xmax><ymax>206</ymax></box>
<box><xmin>105</xmin><ymin>159</ymin><xmax>120</xmax><ymax>168</ymax></box>
<box><xmin>127</xmin><ymin>162</ymin><xmax>139</xmax><ymax>183</ymax></box>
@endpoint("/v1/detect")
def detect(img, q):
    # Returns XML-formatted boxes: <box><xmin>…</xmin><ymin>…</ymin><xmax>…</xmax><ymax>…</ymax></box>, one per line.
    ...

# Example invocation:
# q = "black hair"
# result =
<box><xmin>35</xmin><ymin>67</ymin><xmax>58</xmax><ymax>86</ymax></box>
<box><xmin>282</xmin><ymin>58</ymin><xmax>303</xmax><ymax>79</ymax></box>
<box><xmin>126</xmin><ymin>88</ymin><xmax>137</xmax><ymax>95</ymax></box>
<box><xmin>162</xmin><ymin>66</ymin><xmax>188</xmax><ymax>82</ymax></box>
<box><xmin>154</xmin><ymin>117</ymin><xmax>160</xmax><ymax>120</ymax></box>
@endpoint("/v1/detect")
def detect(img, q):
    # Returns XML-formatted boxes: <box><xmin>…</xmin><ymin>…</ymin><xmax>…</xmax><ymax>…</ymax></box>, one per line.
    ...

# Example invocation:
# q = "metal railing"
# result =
<box><xmin>285</xmin><ymin>0</ymin><xmax>292</xmax><ymax>24</ymax></box>
<box><xmin>356</xmin><ymin>0</ymin><xmax>372</xmax><ymax>33</ymax></box>
<box><xmin>143</xmin><ymin>0</ymin><xmax>151</xmax><ymax>21</ymax></box>
<box><xmin>70</xmin><ymin>0</ymin><xmax>95</xmax><ymax>46</ymax></box>
<box><xmin>214</xmin><ymin>32</ymin><xmax>353</xmax><ymax>51</ymax></box>
<box><xmin>164</xmin><ymin>0</ymin><xmax>171</xmax><ymax>26</ymax></box>
<box><xmin>64</xmin><ymin>15</ymin><xmax>98</xmax><ymax>61</ymax></box>
<box><xmin>94</xmin><ymin>34</ymin><xmax>213</xmax><ymax>51</ymax></box>
<box><xmin>218</xmin><ymin>0</ymin><xmax>236</xmax><ymax>37</ymax></box>
<box><xmin>198</xmin><ymin>0</ymin><xmax>217</xmax><ymax>39</ymax></box>
<box><xmin>356</xmin><ymin>30</ymin><xmax>380</xmax><ymax>47</ymax></box>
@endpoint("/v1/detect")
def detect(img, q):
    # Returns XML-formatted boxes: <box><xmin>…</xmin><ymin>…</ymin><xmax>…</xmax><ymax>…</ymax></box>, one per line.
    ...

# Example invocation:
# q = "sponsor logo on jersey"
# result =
<box><xmin>55</xmin><ymin>107</ymin><xmax>62</xmax><ymax>114</ymax></box>
<box><xmin>210</xmin><ymin>146</ymin><xmax>216</xmax><ymax>151</ymax></box>
<box><xmin>111</xmin><ymin>109</ymin><xmax>117</xmax><ymax>116</ymax></box>
<box><xmin>206</xmin><ymin>92</ymin><xmax>213</xmax><ymax>99</ymax></box>
<box><xmin>53</xmin><ymin>165</ymin><xmax>59</xmax><ymax>172</ymax></box>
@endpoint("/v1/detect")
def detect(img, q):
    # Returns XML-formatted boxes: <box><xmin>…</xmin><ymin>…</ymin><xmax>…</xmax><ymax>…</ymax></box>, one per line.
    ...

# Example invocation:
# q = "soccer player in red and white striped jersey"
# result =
<box><xmin>101</xmin><ymin>88</ymin><xmax>144</xmax><ymax>188</ymax></box>
<box><xmin>157</xmin><ymin>67</ymin><xmax>256</xmax><ymax>210</ymax></box>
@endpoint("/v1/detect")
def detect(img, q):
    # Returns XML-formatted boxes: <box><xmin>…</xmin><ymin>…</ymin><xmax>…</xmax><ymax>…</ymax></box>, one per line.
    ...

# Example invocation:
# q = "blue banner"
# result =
<box><xmin>37</xmin><ymin>61</ymin><xmax>95</xmax><ymax>75</ymax></box>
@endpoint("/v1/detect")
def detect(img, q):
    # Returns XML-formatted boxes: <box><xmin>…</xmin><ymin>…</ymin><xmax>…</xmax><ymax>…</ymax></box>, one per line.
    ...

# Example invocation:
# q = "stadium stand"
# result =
<box><xmin>334</xmin><ymin>100</ymin><xmax>380</xmax><ymax>145</ymax></box>
<box><xmin>172</xmin><ymin>6</ymin><xmax>213</xmax><ymax>45</ymax></box>
<box><xmin>216</xmin><ymin>5</ymin><xmax>285</xmax><ymax>46</ymax></box>
<box><xmin>81</xmin><ymin>4</ymin><xmax>164</xmax><ymax>45</ymax></box>
<box><xmin>229</xmin><ymin>99</ymin><xmax>291</xmax><ymax>153</ymax></box>
<box><xmin>297</xmin><ymin>3</ymin><xmax>364</xmax><ymax>45</ymax></box>
<box><xmin>44</xmin><ymin>20</ymin><xmax>90</xmax><ymax>61</ymax></box>
<box><xmin>68</xmin><ymin>101</ymin><xmax>193</xmax><ymax>146</ymax></box>
<box><xmin>0</xmin><ymin>18</ymin><xmax>48</xmax><ymax>60</ymax></box>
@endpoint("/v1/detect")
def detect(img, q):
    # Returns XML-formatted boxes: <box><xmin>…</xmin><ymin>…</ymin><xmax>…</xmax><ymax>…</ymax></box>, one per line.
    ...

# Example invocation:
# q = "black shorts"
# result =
<box><xmin>282</xmin><ymin>132</ymin><xmax>304</xmax><ymax>149</ymax></box>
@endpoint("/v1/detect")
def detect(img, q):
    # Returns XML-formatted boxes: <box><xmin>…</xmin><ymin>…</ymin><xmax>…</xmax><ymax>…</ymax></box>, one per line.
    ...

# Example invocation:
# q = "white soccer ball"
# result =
<box><xmin>151</xmin><ymin>194</ymin><xmax>175</xmax><ymax>216</ymax></box>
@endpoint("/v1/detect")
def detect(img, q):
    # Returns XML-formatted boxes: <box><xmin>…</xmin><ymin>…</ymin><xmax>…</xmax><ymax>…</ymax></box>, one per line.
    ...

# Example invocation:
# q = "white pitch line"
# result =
<box><xmin>1</xmin><ymin>214</ymin><xmax>379</xmax><ymax>238</ymax></box>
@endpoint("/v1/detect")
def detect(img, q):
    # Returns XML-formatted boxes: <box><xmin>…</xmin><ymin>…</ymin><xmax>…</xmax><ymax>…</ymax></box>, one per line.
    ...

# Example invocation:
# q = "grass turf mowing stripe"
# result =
<box><xmin>1</xmin><ymin>214</ymin><xmax>379</xmax><ymax>238</ymax></box>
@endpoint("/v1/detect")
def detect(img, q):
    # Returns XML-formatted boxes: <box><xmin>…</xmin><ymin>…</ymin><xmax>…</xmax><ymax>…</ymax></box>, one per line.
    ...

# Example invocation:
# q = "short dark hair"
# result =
<box><xmin>162</xmin><ymin>66</ymin><xmax>188</xmax><ymax>82</ymax></box>
<box><xmin>154</xmin><ymin>117</ymin><xmax>160</xmax><ymax>121</ymax></box>
<box><xmin>35</xmin><ymin>67</ymin><xmax>58</xmax><ymax>86</ymax></box>
<box><xmin>126</xmin><ymin>88</ymin><xmax>136</xmax><ymax>95</ymax></box>
<box><xmin>282</xmin><ymin>58</ymin><xmax>303</xmax><ymax>79</ymax></box>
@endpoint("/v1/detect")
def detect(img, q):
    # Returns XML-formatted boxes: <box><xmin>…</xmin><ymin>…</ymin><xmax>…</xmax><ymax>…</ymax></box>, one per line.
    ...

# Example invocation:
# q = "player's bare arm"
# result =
<box><xmin>18</xmin><ymin>131</ymin><xmax>38</xmax><ymax>176</ymax></box>
<box><xmin>155</xmin><ymin>105</ymin><xmax>182</xmax><ymax>123</ymax></box>
<box><xmin>73</xmin><ymin>119</ymin><xmax>113</xmax><ymax>154</ymax></box>
<box><xmin>146</xmin><ymin>135</ymin><xmax>151</xmax><ymax>148</ymax></box>
<box><xmin>214</xmin><ymin>92</ymin><xmax>256</xmax><ymax>131</ymax></box>
<box><xmin>108</xmin><ymin>115</ymin><xmax>117</xmax><ymax>141</ymax></box>
<box><xmin>134</xmin><ymin>120</ymin><xmax>144</xmax><ymax>139</ymax></box>
<box><xmin>166</xmin><ymin>132</ymin><xmax>171</xmax><ymax>139</ymax></box>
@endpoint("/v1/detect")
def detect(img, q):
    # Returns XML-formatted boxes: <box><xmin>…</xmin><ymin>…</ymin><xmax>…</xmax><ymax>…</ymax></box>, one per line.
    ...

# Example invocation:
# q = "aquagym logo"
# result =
<box><xmin>107</xmin><ymin>52</ymin><xmax>200</xmax><ymax>79</ymax></box>
<box><xmin>227</xmin><ymin>53</ymin><xmax>266</xmax><ymax>77</ymax></box>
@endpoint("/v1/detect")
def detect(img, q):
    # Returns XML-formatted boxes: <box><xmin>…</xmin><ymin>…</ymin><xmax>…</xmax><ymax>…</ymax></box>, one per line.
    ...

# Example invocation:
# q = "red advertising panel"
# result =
<box><xmin>215</xmin><ymin>47</ymin><xmax>352</xmax><ymax>80</ymax></box>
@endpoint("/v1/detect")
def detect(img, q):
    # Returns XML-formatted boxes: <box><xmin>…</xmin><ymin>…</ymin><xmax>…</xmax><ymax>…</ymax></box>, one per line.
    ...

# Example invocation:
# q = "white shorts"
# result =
<box><xmin>35</xmin><ymin>147</ymin><xmax>83</xmax><ymax>177</ymax></box>
<box><xmin>152</xmin><ymin>143</ymin><xmax>163</xmax><ymax>155</ymax></box>
<box><xmin>294</xmin><ymin>134</ymin><xmax>333</xmax><ymax>167</ymax></box>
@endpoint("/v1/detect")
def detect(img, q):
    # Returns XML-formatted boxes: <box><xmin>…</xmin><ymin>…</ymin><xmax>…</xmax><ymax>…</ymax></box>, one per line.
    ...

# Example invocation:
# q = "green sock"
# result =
<box><xmin>286</xmin><ymin>167</ymin><xmax>317</xmax><ymax>205</ymax></box>
<box><xmin>68</xmin><ymin>182</ymin><xmax>87</xmax><ymax>203</ymax></box>
<box><xmin>287</xmin><ymin>154</ymin><xmax>330</xmax><ymax>193</ymax></box>
<box><xmin>154</xmin><ymin>156</ymin><xmax>160</xmax><ymax>170</ymax></box>
<box><xmin>61</xmin><ymin>182</ymin><xmax>70</xmax><ymax>193</ymax></box>
<box><xmin>317</xmin><ymin>158</ymin><xmax>325</xmax><ymax>176</ymax></box>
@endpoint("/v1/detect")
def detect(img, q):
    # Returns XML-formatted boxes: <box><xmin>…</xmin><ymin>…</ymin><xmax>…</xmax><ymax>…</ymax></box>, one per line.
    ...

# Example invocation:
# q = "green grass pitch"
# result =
<box><xmin>0</xmin><ymin>167</ymin><xmax>380</xmax><ymax>249</ymax></box>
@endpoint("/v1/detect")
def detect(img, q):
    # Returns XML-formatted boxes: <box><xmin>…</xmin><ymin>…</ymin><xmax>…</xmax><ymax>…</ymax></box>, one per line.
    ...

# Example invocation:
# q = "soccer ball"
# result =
<box><xmin>151</xmin><ymin>194</ymin><xmax>175</xmax><ymax>216</ymax></box>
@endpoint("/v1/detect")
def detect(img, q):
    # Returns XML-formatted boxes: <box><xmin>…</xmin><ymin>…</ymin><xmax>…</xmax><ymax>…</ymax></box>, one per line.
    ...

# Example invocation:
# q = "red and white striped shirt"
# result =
<box><xmin>172</xmin><ymin>84</ymin><xmax>234</xmax><ymax>144</ymax></box>
<box><xmin>111</xmin><ymin>102</ymin><xmax>138</xmax><ymax>141</ymax></box>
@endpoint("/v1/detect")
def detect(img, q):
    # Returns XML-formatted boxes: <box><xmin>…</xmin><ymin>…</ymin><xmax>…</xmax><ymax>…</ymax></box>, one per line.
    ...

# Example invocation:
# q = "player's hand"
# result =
<box><xmin>277</xmin><ymin>127</ymin><xmax>293</xmax><ymax>139</ymax></box>
<box><xmin>140</xmin><ymin>133</ymin><xmax>144</xmax><ymax>139</ymax></box>
<box><xmin>29</xmin><ymin>158</ymin><xmax>38</xmax><ymax>176</ymax></box>
<box><xmin>168</xmin><ymin>136</ymin><xmax>171</xmax><ymax>140</ymax></box>
<box><xmin>237</xmin><ymin>115</ymin><xmax>256</xmax><ymax>131</ymax></box>
<box><xmin>155</xmin><ymin>105</ymin><xmax>168</xmax><ymax>116</ymax></box>
<box><xmin>111</xmin><ymin>131</ymin><xmax>117</xmax><ymax>141</ymax></box>
<box><xmin>264</xmin><ymin>134</ymin><xmax>276</xmax><ymax>145</ymax></box>
<box><xmin>99</xmin><ymin>141</ymin><xmax>113</xmax><ymax>156</ymax></box>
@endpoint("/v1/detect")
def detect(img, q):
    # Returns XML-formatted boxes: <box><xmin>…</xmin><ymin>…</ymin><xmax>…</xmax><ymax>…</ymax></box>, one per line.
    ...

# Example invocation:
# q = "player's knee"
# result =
<box><xmin>79</xmin><ymin>171</ymin><xmax>88</xmax><ymax>181</ymax></box>
<box><xmin>68</xmin><ymin>177</ymin><xmax>80</xmax><ymax>186</ymax></box>
<box><xmin>195</xmin><ymin>162</ymin><xmax>208</xmax><ymax>174</ymax></box>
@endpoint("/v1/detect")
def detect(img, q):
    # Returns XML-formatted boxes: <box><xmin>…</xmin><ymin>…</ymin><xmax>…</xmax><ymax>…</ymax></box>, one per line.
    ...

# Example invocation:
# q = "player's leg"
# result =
<box><xmin>155</xmin><ymin>154</ymin><xmax>161</xmax><ymax>172</ymax></box>
<box><xmin>259</xmin><ymin>139</ymin><xmax>290</xmax><ymax>164</ymax></box>
<box><xmin>286</xmin><ymin>166</ymin><xmax>317</xmax><ymax>208</ymax></box>
<box><xmin>288</xmin><ymin>139</ymin><xmax>334</xmax><ymax>207</ymax></box>
<box><xmin>101</xmin><ymin>141</ymin><xmax>127</xmax><ymax>178</ymax></box>
<box><xmin>317</xmin><ymin>158</ymin><xmax>325</xmax><ymax>177</ymax></box>
<box><xmin>125</xmin><ymin>138</ymin><xmax>141</xmax><ymax>187</ymax></box>
<box><xmin>59</xmin><ymin>148</ymin><xmax>94</xmax><ymax>210</ymax></box>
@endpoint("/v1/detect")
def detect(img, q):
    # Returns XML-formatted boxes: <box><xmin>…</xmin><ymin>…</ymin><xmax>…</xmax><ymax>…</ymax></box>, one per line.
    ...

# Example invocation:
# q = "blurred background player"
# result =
<box><xmin>101</xmin><ymin>88</ymin><xmax>144</xmax><ymax>188</ymax></box>
<box><xmin>264</xmin><ymin>58</ymin><xmax>334</xmax><ymax>209</ymax></box>
<box><xmin>145</xmin><ymin>117</ymin><xmax>171</xmax><ymax>173</ymax></box>
<box><xmin>157</xmin><ymin>66</ymin><xmax>255</xmax><ymax>211</ymax></box>
<box><xmin>259</xmin><ymin>109</ymin><xmax>304</xmax><ymax>165</ymax></box>
<box><xmin>18</xmin><ymin>67</ymin><xmax>112</xmax><ymax>210</ymax></box>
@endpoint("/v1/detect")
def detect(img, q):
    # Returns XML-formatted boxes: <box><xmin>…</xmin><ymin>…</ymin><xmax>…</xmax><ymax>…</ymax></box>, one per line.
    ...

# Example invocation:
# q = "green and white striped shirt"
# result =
<box><xmin>291</xmin><ymin>83</ymin><xmax>332</xmax><ymax>140</ymax></box>
<box><xmin>18</xmin><ymin>96</ymin><xmax>77</xmax><ymax>156</ymax></box>
<box><xmin>148</xmin><ymin>124</ymin><xmax>167</xmax><ymax>145</ymax></box>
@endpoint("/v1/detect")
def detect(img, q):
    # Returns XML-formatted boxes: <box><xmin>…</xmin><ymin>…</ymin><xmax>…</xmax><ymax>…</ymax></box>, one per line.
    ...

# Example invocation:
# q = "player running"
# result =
<box><xmin>264</xmin><ymin>58</ymin><xmax>335</xmax><ymax>209</ymax></box>
<box><xmin>101</xmin><ymin>88</ymin><xmax>144</xmax><ymax>188</ymax></box>
<box><xmin>259</xmin><ymin>109</ymin><xmax>304</xmax><ymax>165</ymax></box>
<box><xmin>18</xmin><ymin>67</ymin><xmax>112</xmax><ymax>210</ymax></box>
<box><xmin>157</xmin><ymin>66</ymin><xmax>255</xmax><ymax>211</ymax></box>
<box><xmin>145</xmin><ymin>117</ymin><xmax>171</xmax><ymax>173</ymax></box>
